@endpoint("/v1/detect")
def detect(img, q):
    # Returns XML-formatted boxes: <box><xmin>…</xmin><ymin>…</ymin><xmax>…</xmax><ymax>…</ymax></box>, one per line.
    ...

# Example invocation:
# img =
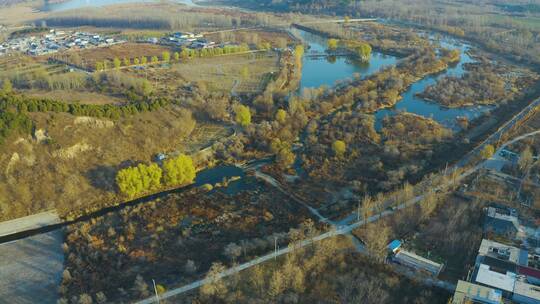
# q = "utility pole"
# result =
<box><xmin>152</xmin><ymin>279</ymin><xmax>160</xmax><ymax>304</ymax></box>
<box><xmin>274</xmin><ymin>236</ymin><xmax>278</xmax><ymax>260</ymax></box>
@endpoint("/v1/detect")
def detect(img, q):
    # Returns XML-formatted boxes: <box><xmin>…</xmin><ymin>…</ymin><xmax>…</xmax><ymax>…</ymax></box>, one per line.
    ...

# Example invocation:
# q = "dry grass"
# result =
<box><xmin>126</xmin><ymin>52</ymin><xmax>280</xmax><ymax>95</ymax></box>
<box><xmin>26</xmin><ymin>89</ymin><xmax>125</xmax><ymax>105</ymax></box>
<box><xmin>0</xmin><ymin>106</ymin><xmax>229</xmax><ymax>221</ymax></box>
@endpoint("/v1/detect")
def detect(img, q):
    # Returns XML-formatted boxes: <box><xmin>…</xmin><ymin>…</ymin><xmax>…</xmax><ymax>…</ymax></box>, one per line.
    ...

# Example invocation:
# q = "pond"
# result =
<box><xmin>291</xmin><ymin>28</ymin><xmax>398</xmax><ymax>90</ymax></box>
<box><xmin>293</xmin><ymin>27</ymin><xmax>491</xmax><ymax>130</ymax></box>
<box><xmin>41</xmin><ymin>0</ymin><xmax>196</xmax><ymax>12</ymax></box>
<box><xmin>195</xmin><ymin>164</ymin><xmax>258</xmax><ymax>195</ymax></box>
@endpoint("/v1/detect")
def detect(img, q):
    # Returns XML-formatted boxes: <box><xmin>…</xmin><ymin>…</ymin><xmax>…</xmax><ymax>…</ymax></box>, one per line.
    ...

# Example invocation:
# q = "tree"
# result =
<box><xmin>123</xmin><ymin>57</ymin><xmax>131</xmax><ymax>67</ymax></box>
<box><xmin>275</xmin><ymin>109</ymin><xmax>287</xmax><ymax>124</ymax></box>
<box><xmin>2</xmin><ymin>79</ymin><xmax>12</xmax><ymax>93</ymax></box>
<box><xmin>141</xmin><ymin>56</ymin><xmax>148</xmax><ymax>65</ymax></box>
<box><xmin>134</xmin><ymin>58</ymin><xmax>140</xmax><ymax>65</ymax></box>
<box><xmin>268</xmin><ymin>270</ymin><xmax>285</xmax><ymax>298</ymax></box>
<box><xmin>363</xmin><ymin>223</ymin><xmax>391</xmax><ymax>261</ymax></box>
<box><xmin>235</xmin><ymin>105</ymin><xmax>251</xmax><ymax>127</ymax></box>
<box><xmin>77</xmin><ymin>294</ymin><xmax>93</xmax><ymax>304</ymax></box>
<box><xmin>162</xmin><ymin>51</ymin><xmax>170</xmax><ymax>62</ymax></box>
<box><xmin>224</xmin><ymin>242</ymin><xmax>242</xmax><ymax>263</ymax></box>
<box><xmin>480</xmin><ymin>144</ymin><xmax>495</xmax><ymax>159</ymax></box>
<box><xmin>95</xmin><ymin>62</ymin><xmax>104</xmax><ymax>72</ymax></box>
<box><xmin>356</xmin><ymin>43</ymin><xmax>372</xmax><ymax>61</ymax></box>
<box><xmin>277</xmin><ymin>146</ymin><xmax>295</xmax><ymax>169</ymax></box>
<box><xmin>151</xmin><ymin>56</ymin><xmax>159</xmax><ymax>63</ymax></box>
<box><xmin>116</xmin><ymin>167</ymin><xmax>143</xmax><ymax>198</ymax></box>
<box><xmin>163</xmin><ymin>154</ymin><xmax>196</xmax><ymax>186</ymax></box>
<box><xmin>174</xmin><ymin>52</ymin><xmax>180</xmax><ymax>61</ymax></box>
<box><xmin>327</xmin><ymin>38</ymin><xmax>339</xmax><ymax>50</ymax></box>
<box><xmin>333</xmin><ymin>140</ymin><xmax>346</xmax><ymax>157</ymax></box>
<box><xmin>133</xmin><ymin>275</ymin><xmax>150</xmax><ymax>298</ymax></box>
<box><xmin>200</xmin><ymin>263</ymin><xmax>227</xmax><ymax>300</ymax></box>
<box><xmin>137</xmin><ymin>163</ymin><xmax>162</xmax><ymax>191</ymax></box>
<box><xmin>519</xmin><ymin>146</ymin><xmax>534</xmax><ymax>172</ymax></box>
<box><xmin>113</xmin><ymin>57</ymin><xmax>121</xmax><ymax>69</ymax></box>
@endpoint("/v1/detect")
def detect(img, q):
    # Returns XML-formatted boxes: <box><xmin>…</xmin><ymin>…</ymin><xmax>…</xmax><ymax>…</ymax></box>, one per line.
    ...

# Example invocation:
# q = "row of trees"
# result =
<box><xmin>116</xmin><ymin>154</ymin><xmax>196</xmax><ymax>198</ymax></box>
<box><xmin>94</xmin><ymin>44</ymin><xmax>252</xmax><ymax>71</ymax></box>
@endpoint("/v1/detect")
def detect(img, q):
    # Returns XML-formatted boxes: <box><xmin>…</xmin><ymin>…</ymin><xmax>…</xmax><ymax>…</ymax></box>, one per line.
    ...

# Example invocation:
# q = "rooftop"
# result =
<box><xmin>394</xmin><ymin>250</ymin><xmax>444</xmax><ymax>275</ymax></box>
<box><xmin>475</xmin><ymin>263</ymin><xmax>516</xmax><ymax>292</ymax></box>
<box><xmin>478</xmin><ymin>239</ymin><xmax>528</xmax><ymax>266</ymax></box>
<box><xmin>452</xmin><ymin>280</ymin><xmax>502</xmax><ymax>304</ymax></box>
<box><xmin>513</xmin><ymin>280</ymin><xmax>540</xmax><ymax>301</ymax></box>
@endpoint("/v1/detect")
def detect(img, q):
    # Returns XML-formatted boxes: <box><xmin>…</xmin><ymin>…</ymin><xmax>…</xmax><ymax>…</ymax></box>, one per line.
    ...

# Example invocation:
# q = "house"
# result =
<box><xmin>452</xmin><ymin>280</ymin><xmax>503</xmax><ymax>304</ymax></box>
<box><xmin>393</xmin><ymin>250</ymin><xmax>444</xmax><ymax>276</ymax></box>
<box><xmin>484</xmin><ymin>206</ymin><xmax>520</xmax><ymax>239</ymax></box>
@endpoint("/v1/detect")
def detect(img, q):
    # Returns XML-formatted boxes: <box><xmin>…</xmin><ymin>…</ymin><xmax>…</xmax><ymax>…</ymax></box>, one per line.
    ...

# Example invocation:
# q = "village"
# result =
<box><xmin>389</xmin><ymin>203</ymin><xmax>540</xmax><ymax>303</ymax></box>
<box><xmin>0</xmin><ymin>29</ymin><xmax>226</xmax><ymax>58</ymax></box>
<box><xmin>0</xmin><ymin>29</ymin><xmax>124</xmax><ymax>56</ymax></box>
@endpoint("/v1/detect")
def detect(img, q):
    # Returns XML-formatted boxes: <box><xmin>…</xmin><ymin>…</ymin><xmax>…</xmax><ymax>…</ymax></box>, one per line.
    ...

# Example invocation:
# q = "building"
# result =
<box><xmin>393</xmin><ymin>250</ymin><xmax>444</xmax><ymax>276</ymax></box>
<box><xmin>474</xmin><ymin>260</ymin><xmax>516</xmax><ymax>297</ymax></box>
<box><xmin>513</xmin><ymin>279</ymin><xmax>540</xmax><ymax>304</ymax></box>
<box><xmin>452</xmin><ymin>280</ymin><xmax>503</xmax><ymax>304</ymax></box>
<box><xmin>478</xmin><ymin>239</ymin><xmax>528</xmax><ymax>266</ymax></box>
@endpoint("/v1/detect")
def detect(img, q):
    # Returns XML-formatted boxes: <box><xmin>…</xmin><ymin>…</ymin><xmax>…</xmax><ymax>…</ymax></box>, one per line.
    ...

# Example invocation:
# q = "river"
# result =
<box><xmin>41</xmin><ymin>0</ymin><xmax>197</xmax><ymax>12</ymax></box>
<box><xmin>293</xmin><ymin>27</ymin><xmax>491</xmax><ymax>130</ymax></box>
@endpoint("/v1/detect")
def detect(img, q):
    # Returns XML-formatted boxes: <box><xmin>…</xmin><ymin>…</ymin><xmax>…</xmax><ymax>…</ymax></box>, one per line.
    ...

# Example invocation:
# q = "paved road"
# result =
<box><xmin>0</xmin><ymin>211</ymin><xmax>60</xmax><ymax>238</ymax></box>
<box><xmin>0</xmin><ymin>230</ymin><xmax>64</xmax><ymax>304</ymax></box>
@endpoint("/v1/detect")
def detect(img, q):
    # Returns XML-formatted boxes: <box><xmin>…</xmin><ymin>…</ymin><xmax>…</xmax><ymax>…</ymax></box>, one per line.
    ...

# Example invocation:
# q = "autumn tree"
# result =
<box><xmin>123</xmin><ymin>57</ymin><xmax>131</xmax><ymax>67</ymax></box>
<box><xmin>141</xmin><ymin>56</ymin><xmax>148</xmax><ymax>65</ymax></box>
<box><xmin>174</xmin><ymin>52</ymin><xmax>180</xmax><ymax>61</ymax></box>
<box><xmin>200</xmin><ymin>263</ymin><xmax>227</xmax><ymax>300</ymax></box>
<box><xmin>356</xmin><ymin>43</ymin><xmax>372</xmax><ymax>61</ymax></box>
<box><xmin>333</xmin><ymin>140</ymin><xmax>346</xmax><ymax>157</ymax></box>
<box><xmin>163</xmin><ymin>154</ymin><xmax>196</xmax><ymax>186</ymax></box>
<box><xmin>235</xmin><ymin>104</ymin><xmax>251</xmax><ymax>127</ymax></box>
<box><xmin>327</xmin><ymin>38</ymin><xmax>339</xmax><ymax>50</ymax></box>
<box><xmin>95</xmin><ymin>62</ymin><xmax>104</xmax><ymax>72</ymax></box>
<box><xmin>480</xmin><ymin>144</ymin><xmax>495</xmax><ymax>159</ymax></box>
<box><xmin>275</xmin><ymin>109</ymin><xmax>287</xmax><ymax>124</ymax></box>
<box><xmin>162</xmin><ymin>51</ymin><xmax>170</xmax><ymax>62</ymax></box>
<box><xmin>113</xmin><ymin>57</ymin><xmax>121</xmax><ymax>69</ymax></box>
<box><xmin>116</xmin><ymin>163</ymin><xmax>163</xmax><ymax>198</ymax></box>
<box><xmin>2</xmin><ymin>79</ymin><xmax>12</xmax><ymax>93</ymax></box>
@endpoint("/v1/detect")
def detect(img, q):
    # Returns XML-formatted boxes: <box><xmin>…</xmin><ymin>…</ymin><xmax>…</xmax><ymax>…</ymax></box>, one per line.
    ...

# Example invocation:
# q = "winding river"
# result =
<box><xmin>41</xmin><ymin>0</ymin><xmax>197</xmax><ymax>12</ymax></box>
<box><xmin>294</xmin><ymin>28</ymin><xmax>491</xmax><ymax>130</ymax></box>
